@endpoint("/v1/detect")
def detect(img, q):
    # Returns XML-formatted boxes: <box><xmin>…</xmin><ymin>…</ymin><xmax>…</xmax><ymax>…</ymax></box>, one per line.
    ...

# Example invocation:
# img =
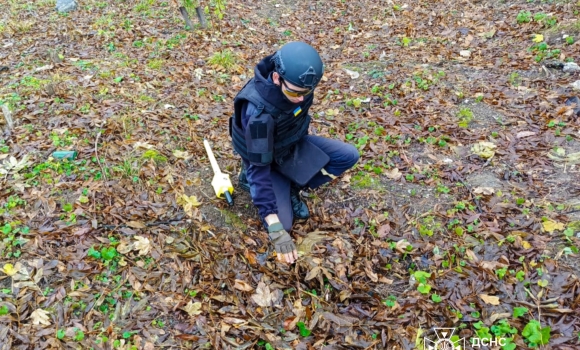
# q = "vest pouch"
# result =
<box><xmin>273</xmin><ymin>138</ymin><xmax>329</xmax><ymax>187</ymax></box>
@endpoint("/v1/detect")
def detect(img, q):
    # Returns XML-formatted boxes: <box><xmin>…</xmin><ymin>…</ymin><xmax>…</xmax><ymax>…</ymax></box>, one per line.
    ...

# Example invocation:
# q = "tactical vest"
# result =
<box><xmin>229</xmin><ymin>79</ymin><xmax>313</xmax><ymax>165</ymax></box>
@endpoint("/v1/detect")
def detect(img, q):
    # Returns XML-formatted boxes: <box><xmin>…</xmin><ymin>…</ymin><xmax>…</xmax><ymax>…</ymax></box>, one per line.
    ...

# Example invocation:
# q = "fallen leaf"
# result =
<box><xmin>473</xmin><ymin>187</ymin><xmax>495</xmax><ymax>195</ymax></box>
<box><xmin>377</xmin><ymin>224</ymin><xmax>391</xmax><ymax>238</ymax></box>
<box><xmin>251</xmin><ymin>282</ymin><xmax>281</xmax><ymax>307</ymax></box>
<box><xmin>0</xmin><ymin>155</ymin><xmax>32</xmax><ymax>175</ymax></box>
<box><xmin>395</xmin><ymin>239</ymin><xmax>412</xmax><ymax>253</ymax></box>
<box><xmin>479</xmin><ymin>294</ymin><xmax>500</xmax><ymax>305</ymax></box>
<box><xmin>532</xmin><ymin>34</ymin><xmax>544</xmax><ymax>43</ymax></box>
<box><xmin>133</xmin><ymin>236</ymin><xmax>151</xmax><ymax>256</ymax></box>
<box><xmin>386</xmin><ymin>167</ymin><xmax>402</xmax><ymax>180</ymax></box>
<box><xmin>182</xmin><ymin>301</ymin><xmax>202</xmax><ymax>317</ymax></box>
<box><xmin>343</xmin><ymin>68</ymin><xmax>360</xmax><ymax>79</ymax></box>
<box><xmin>30</xmin><ymin>308</ymin><xmax>51</xmax><ymax>325</ymax></box>
<box><xmin>471</xmin><ymin>141</ymin><xmax>497</xmax><ymax>159</ymax></box>
<box><xmin>297</xmin><ymin>230</ymin><xmax>329</xmax><ymax>254</ymax></box>
<box><xmin>516</xmin><ymin>131</ymin><xmax>537</xmax><ymax>138</ymax></box>
<box><xmin>133</xmin><ymin>142</ymin><xmax>154</xmax><ymax>150</ymax></box>
<box><xmin>521</xmin><ymin>241</ymin><xmax>532</xmax><ymax>249</ymax></box>
<box><xmin>173</xmin><ymin>150</ymin><xmax>192</xmax><ymax>160</ymax></box>
<box><xmin>542</xmin><ymin>220</ymin><xmax>565</xmax><ymax>233</ymax></box>
<box><xmin>1</xmin><ymin>263</ymin><xmax>17</xmax><ymax>276</ymax></box>
<box><xmin>126</xmin><ymin>221</ymin><xmax>146</xmax><ymax>229</ymax></box>
<box><xmin>176</xmin><ymin>194</ymin><xmax>202</xmax><ymax>217</ymax></box>
<box><xmin>116</xmin><ymin>239</ymin><xmax>133</xmax><ymax>254</ymax></box>
<box><xmin>234</xmin><ymin>279</ymin><xmax>254</xmax><ymax>292</ymax></box>
<box><xmin>459</xmin><ymin>50</ymin><xmax>471</xmax><ymax>57</ymax></box>
<box><xmin>251</xmin><ymin>282</ymin><xmax>273</xmax><ymax>307</ymax></box>
<box><xmin>364</xmin><ymin>261</ymin><xmax>378</xmax><ymax>282</ymax></box>
<box><xmin>489</xmin><ymin>312</ymin><xmax>512</xmax><ymax>323</ymax></box>
<box><xmin>305</xmin><ymin>266</ymin><xmax>321</xmax><ymax>281</ymax></box>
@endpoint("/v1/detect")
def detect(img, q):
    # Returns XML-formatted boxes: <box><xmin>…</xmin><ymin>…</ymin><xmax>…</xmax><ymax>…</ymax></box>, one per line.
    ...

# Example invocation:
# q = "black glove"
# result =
<box><xmin>267</xmin><ymin>222</ymin><xmax>296</xmax><ymax>255</ymax></box>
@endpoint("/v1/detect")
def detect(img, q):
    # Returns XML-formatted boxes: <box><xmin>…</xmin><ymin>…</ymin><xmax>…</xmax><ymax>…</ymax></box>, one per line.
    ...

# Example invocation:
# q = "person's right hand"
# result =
<box><xmin>267</xmin><ymin>223</ymin><xmax>298</xmax><ymax>264</ymax></box>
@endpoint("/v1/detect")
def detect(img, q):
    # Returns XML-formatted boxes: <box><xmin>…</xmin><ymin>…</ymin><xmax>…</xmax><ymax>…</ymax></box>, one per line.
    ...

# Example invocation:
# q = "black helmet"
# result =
<box><xmin>271</xmin><ymin>42</ymin><xmax>323</xmax><ymax>89</ymax></box>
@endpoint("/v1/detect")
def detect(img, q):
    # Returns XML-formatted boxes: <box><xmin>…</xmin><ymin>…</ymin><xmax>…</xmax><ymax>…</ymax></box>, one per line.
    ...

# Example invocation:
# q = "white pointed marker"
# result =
<box><xmin>203</xmin><ymin>139</ymin><xmax>234</xmax><ymax>206</ymax></box>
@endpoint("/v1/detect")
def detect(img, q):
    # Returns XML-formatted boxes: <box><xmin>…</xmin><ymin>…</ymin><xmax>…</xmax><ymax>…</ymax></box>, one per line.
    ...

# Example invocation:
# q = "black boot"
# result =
<box><xmin>291</xmin><ymin>185</ymin><xmax>310</xmax><ymax>220</ymax></box>
<box><xmin>238</xmin><ymin>163</ymin><xmax>250</xmax><ymax>193</ymax></box>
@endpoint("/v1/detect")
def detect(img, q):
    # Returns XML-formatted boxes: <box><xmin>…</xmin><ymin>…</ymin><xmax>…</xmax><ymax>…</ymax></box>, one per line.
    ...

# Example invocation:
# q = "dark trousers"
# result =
<box><xmin>246</xmin><ymin>136</ymin><xmax>359</xmax><ymax>231</ymax></box>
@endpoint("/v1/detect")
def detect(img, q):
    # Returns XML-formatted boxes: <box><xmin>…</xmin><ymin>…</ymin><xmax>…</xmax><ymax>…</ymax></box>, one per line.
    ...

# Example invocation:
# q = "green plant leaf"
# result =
<box><xmin>296</xmin><ymin>322</ymin><xmax>311</xmax><ymax>337</ymax></box>
<box><xmin>62</xmin><ymin>203</ymin><xmax>73</xmax><ymax>212</ymax></box>
<box><xmin>501</xmin><ymin>338</ymin><xmax>516</xmax><ymax>350</ymax></box>
<box><xmin>383</xmin><ymin>295</ymin><xmax>397</xmax><ymax>307</ymax></box>
<box><xmin>122</xmin><ymin>331</ymin><xmax>132</xmax><ymax>339</ymax></box>
<box><xmin>537</xmin><ymin>279</ymin><xmax>548</xmax><ymax>287</ymax></box>
<box><xmin>56</xmin><ymin>329</ymin><xmax>65</xmax><ymax>339</ymax></box>
<box><xmin>101</xmin><ymin>247</ymin><xmax>117</xmax><ymax>261</ymax></box>
<box><xmin>417</xmin><ymin>283</ymin><xmax>431</xmax><ymax>294</ymax></box>
<box><xmin>2</xmin><ymin>223</ymin><xmax>12</xmax><ymax>234</ymax></box>
<box><xmin>87</xmin><ymin>246</ymin><xmax>101</xmax><ymax>259</ymax></box>
<box><xmin>491</xmin><ymin>319</ymin><xmax>517</xmax><ymax>337</ymax></box>
<box><xmin>73</xmin><ymin>329</ymin><xmax>85</xmax><ymax>341</ymax></box>
<box><xmin>522</xmin><ymin>320</ymin><xmax>550</xmax><ymax>346</ymax></box>
<box><xmin>431</xmin><ymin>294</ymin><xmax>442</xmax><ymax>303</ymax></box>
<box><xmin>513</xmin><ymin>306</ymin><xmax>528</xmax><ymax>318</ymax></box>
<box><xmin>0</xmin><ymin>305</ymin><xmax>9</xmax><ymax>315</ymax></box>
<box><xmin>413</xmin><ymin>271</ymin><xmax>431</xmax><ymax>283</ymax></box>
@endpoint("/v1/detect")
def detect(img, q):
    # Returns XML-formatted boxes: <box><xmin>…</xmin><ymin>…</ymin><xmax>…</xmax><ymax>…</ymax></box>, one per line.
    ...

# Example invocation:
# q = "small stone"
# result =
<box><xmin>563</xmin><ymin>62</ymin><xmax>580</xmax><ymax>73</ymax></box>
<box><xmin>571</xmin><ymin>81</ymin><xmax>580</xmax><ymax>90</ymax></box>
<box><xmin>56</xmin><ymin>0</ymin><xmax>78</xmax><ymax>13</ymax></box>
<box><xmin>565</xmin><ymin>96</ymin><xmax>580</xmax><ymax>117</ymax></box>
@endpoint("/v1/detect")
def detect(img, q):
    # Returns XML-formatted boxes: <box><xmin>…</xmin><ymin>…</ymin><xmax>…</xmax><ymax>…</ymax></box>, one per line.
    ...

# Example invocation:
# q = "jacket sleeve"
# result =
<box><xmin>241</xmin><ymin>102</ymin><xmax>278</xmax><ymax>218</ymax></box>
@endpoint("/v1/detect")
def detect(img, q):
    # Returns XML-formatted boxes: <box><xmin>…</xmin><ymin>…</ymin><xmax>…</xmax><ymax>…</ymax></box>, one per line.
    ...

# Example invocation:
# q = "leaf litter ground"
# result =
<box><xmin>1</xmin><ymin>0</ymin><xmax>580</xmax><ymax>349</ymax></box>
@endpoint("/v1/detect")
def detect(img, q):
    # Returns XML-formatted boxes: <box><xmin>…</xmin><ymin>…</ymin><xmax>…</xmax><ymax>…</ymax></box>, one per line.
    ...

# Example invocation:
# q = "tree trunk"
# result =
<box><xmin>195</xmin><ymin>6</ymin><xmax>208</xmax><ymax>29</ymax></box>
<box><xmin>179</xmin><ymin>6</ymin><xmax>194</xmax><ymax>30</ymax></box>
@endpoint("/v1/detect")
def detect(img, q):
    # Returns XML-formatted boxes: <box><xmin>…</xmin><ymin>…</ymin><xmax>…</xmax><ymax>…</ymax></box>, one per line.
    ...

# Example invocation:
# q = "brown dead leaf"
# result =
<box><xmin>133</xmin><ymin>235</ymin><xmax>151</xmax><ymax>256</ymax></box>
<box><xmin>386</xmin><ymin>167</ymin><xmax>402</xmax><ymax>180</ymax></box>
<box><xmin>479</xmin><ymin>294</ymin><xmax>500</xmax><ymax>305</ymax></box>
<box><xmin>377</xmin><ymin>224</ymin><xmax>391</xmax><ymax>238</ymax></box>
<box><xmin>126</xmin><ymin>221</ymin><xmax>146</xmax><ymax>229</ymax></box>
<box><xmin>305</xmin><ymin>266</ymin><xmax>321</xmax><ymax>281</ymax></box>
<box><xmin>364</xmin><ymin>260</ymin><xmax>378</xmax><ymax>282</ymax></box>
<box><xmin>234</xmin><ymin>279</ymin><xmax>254</xmax><ymax>292</ymax></box>
<box><xmin>395</xmin><ymin>239</ymin><xmax>412</xmax><ymax>253</ymax></box>
<box><xmin>516</xmin><ymin>131</ymin><xmax>537</xmax><ymax>138</ymax></box>
<box><xmin>489</xmin><ymin>312</ymin><xmax>512</xmax><ymax>323</ymax></box>
<box><xmin>473</xmin><ymin>187</ymin><xmax>495</xmax><ymax>195</ymax></box>
<box><xmin>181</xmin><ymin>301</ymin><xmax>202</xmax><ymax>317</ymax></box>
<box><xmin>251</xmin><ymin>282</ymin><xmax>283</xmax><ymax>307</ymax></box>
<box><xmin>116</xmin><ymin>239</ymin><xmax>133</xmax><ymax>254</ymax></box>
<box><xmin>30</xmin><ymin>308</ymin><xmax>51</xmax><ymax>326</ymax></box>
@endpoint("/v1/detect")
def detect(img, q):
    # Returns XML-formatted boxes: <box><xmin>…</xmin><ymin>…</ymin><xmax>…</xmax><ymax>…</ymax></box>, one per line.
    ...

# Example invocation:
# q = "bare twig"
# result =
<box><xmin>95</xmin><ymin>123</ymin><xmax>107</xmax><ymax>181</ymax></box>
<box><xmin>1</xmin><ymin>104</ymin><xmax>14</xmax><ymax>131</ymax></box>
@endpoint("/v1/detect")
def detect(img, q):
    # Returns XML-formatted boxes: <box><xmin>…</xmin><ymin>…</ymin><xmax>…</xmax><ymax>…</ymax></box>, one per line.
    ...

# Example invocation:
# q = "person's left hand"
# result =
<box><xmin>267</xmin><ymin>223</ymin><xmax>298</xmax><ymax>264</ymax></box>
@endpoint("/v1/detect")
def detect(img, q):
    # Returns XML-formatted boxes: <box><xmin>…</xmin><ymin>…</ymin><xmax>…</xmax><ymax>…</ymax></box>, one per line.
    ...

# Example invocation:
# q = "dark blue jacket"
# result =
<box><xmin>230</xmin><ymin>55</ymin><xmax>314</xmax><ymax>218</ymax></box>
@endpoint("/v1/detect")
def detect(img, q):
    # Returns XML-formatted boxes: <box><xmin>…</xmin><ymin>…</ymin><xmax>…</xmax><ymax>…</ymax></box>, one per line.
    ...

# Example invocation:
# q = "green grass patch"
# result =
<box><xmin>208</xmin><ymin>50</ymin><xmax>238</xmax><ymax>72</ymax></box>
<box><xmin>147</xmin><ymin>59</ymin><xmax>164</xmax><ymax>70</ymax></box>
